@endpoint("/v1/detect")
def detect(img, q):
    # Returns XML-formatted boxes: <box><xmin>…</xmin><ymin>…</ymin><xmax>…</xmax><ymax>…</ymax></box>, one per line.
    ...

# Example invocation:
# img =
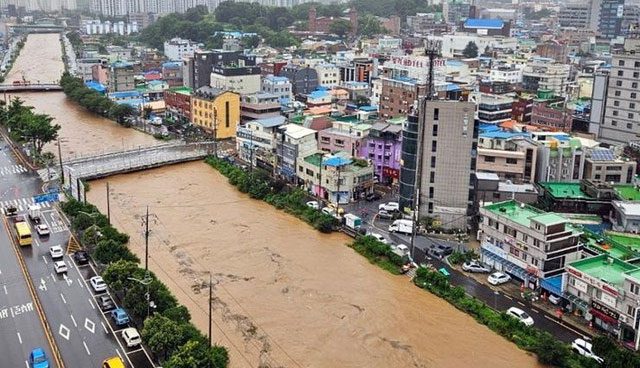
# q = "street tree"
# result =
<box><xmin>329</xmin><ymin>19</ymin><xmax>352</xmax><ymax>38</ymax></box>
<box><xmin>94</xmin><ymin>239</ymin><xmax>139</xmax><ymax>265</ymax></box>
<box><xmin>462</xmin><ymin>41</ymin><xmax>479</xmax><ymax>58</ymax></box>
<box><xmin>142</xmin><ymin>315</ymin><xmax>185</xmax><ymax>361</ymax></box>
<box><xmin>21</xmin><ymin>113</ymin><xmax>60</xmax><ymax>156</ymax></box>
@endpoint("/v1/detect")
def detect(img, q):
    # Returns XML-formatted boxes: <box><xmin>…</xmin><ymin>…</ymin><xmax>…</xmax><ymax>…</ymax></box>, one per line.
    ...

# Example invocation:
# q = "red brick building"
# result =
<box><xmin>164</xmin><ymin>87</ymin><xmax>192</xmax><ymax>123</ymax></box>
<box><xmin>308</xmin><ymin>7</ymin><xmax>358</xmax><ymax>36</ymax></box>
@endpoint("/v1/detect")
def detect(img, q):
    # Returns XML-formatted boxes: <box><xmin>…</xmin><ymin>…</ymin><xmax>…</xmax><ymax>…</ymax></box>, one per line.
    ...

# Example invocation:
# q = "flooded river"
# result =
<box><xmin>13</xmin><ymin>33</ymin><xmax>543</xmax><ymax>368</ymax></box>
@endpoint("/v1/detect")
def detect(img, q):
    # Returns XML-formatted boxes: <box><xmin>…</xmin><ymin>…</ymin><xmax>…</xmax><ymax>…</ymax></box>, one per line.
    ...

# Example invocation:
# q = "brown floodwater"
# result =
<box><xmin>13</xmin><ymin>33</ymin><xmax>543</xmax><ymax>368</ymax></box>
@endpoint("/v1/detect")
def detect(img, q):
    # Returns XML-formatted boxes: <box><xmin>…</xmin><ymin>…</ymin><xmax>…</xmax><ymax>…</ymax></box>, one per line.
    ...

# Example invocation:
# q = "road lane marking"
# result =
<box><xmin>531</xmin><ymin>308</ymin><xmax>539</xmax><ymax>313</ymax></box>
<box><xmin>70</xmin><ymin>314</ymin><xmax>77</xmax><ymax>327</ymax></box>
<box><xmin>50</xmin><ymin>273</ymin><xmax>54</xmax><ymax>281</ymax></box>
<box><xmin>101</xmin><ymin>321</ymin><xmax>109</xmax><ymax>334</ymax></box>
<box><xmin>116</xmin><ymin>349</ymin><xmax>123</xmax><ymax>360</ymax></box>
<box><xmin>517</xmin><ymin>301</ymin><xmax>525</xmax><ymax>307</ymax></box>
<box><xmin>83</xmin><ymin>341</ymin><xmax>91</xmax><ymax>355</ymax></box>
<box><xmin>60</xmin><ymin>293</ymin><xmax>67</xmax><ymax>304</ymax></box>
<box><xmin>42</xmin><ymin>255</ymin><xmax>48</xmax><ymax>264</ymax></box>
<box><xmin>88</xmin><ymin>298</ymin><xmax>95</xmax><ymax>309</ymax></box>
<box><xmin>128</xmin><ymin>348</ymin><xmax>143</xmax><ymax>354</ymax></box>
<box><xmin>85</xmin><ymin>318</ymin><xmax>95</xmax><ymax>333</ymax></box>
<box><xmin>24</xmin><ymin>360</ymin><xmax>28</xmax><ymax>368</ymax></box>
<box><xmin>17</xmin><ymin>332</ymin><xmax>21</xmax><ymax>344</ymax></box>
<box><xmin>77</xmin><ymin>278</ymin><xmax>83</xmax><ymax>288</ymax></box>
<box><xmin>3</xmin><ymin>285</ymin><xmax>7</xmax><ymax>295</ymax></box>
<box><xmin>58</xmin><ymin>324</ymin><xmax>70</xmax><ymax>340</ymax></box>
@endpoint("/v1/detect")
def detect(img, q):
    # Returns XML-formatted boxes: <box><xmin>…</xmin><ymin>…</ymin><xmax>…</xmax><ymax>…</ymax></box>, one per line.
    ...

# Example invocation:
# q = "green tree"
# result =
<box><xmin>328</xmin><ymin>18</ymin><xmax>352</xmax><ymax>38</ymax></box>
<box><xmin>164</xmin><ymin>340</ymin><xmax>227</xmax><ymax>368</ymax></box>
<box><xmin>358</xmin><ymin>14</ymin><xmax>386</xmax><ymax>37</ymax></box>
<box><xmin>21</xmin><ymin>113</ymin><xmax>61</xmax><ymax>156</ymax></box>
<box><xmin>93</xmin><ymin>239</ymin><xmax>139</xmax><ymax>264</ymax></box>
<box><xmin>241</xmin><ymin>34</ymin><xmax>261</xmax><ymax>48</ymax></box>
<box><xmin>533</xmin><ymin>332</ymin><xmax>569</xmax><ymax>366</ymax></box>
<box><xmin>462</xmin><ymin>41</ymin><xmax>479</xmax><ymax>58</ymax></box>
<box><xmin>142</xmin><ymin>315</ymin><xmax>185</xmax><ymax>361</ymax></box>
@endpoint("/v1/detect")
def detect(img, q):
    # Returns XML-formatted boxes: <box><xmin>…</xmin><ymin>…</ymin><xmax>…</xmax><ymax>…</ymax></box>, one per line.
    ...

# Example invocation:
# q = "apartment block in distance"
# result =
<box><xmin>479</xmin><ymin>200</ymin><xmax>582</xmax><ymax>291</ymax></box>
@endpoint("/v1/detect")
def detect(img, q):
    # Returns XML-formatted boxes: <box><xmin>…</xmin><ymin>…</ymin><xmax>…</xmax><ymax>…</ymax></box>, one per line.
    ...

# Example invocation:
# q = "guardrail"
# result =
<box><xmin>63</xmin><ymin>142</ymin><xmax>215</xmax><ymax>201</ymax></box>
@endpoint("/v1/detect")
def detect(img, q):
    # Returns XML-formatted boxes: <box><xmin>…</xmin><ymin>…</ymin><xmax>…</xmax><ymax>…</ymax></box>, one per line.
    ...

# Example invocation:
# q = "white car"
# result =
<box><xmin>90</xmin><ymin>276</ymin><xmax>107</xmax><ymax>293</ymax></box>
<box><xmin>571</xmin><ymin>338</ymin><xmax>604</xmax><ymax>364</ymax></box>
<box><xmin>368</xmin><ymin>233</ymin><xmax>388</xmax><ymax>244</ymax></box>
<box><xmin>462</xmin><ymin>261</ymin><xmax>491</xmax><ymax>273</ymax></box>
<box><xmin>488</xmin><ymin>272</ymin><xmax>511</xmax><ymax>285</ymax></box>
<box><xmin>36</xmin><ymin>224</ymin><xmax>50</xmax><ymax>236</ymax></box>
<box><xmin>53</xmin><ymin>260</ymin><xmax>68</xmax><ymax>274</ymax></box>
<box><xmin>506</xmin><ymin>307</ymin><xmax>534</xmax><ymax>327</ymax></box>
<box><xmin>49</xmin><ymin>245</ymin><xmax>64</xmax><ymax>259</ymax></box>
<box><xmin>378</xmin><ymin>202</ymin><xmax>400</xmax><ymax>212</ymax></box>
<box><xmin>121</xmin><ymin>327</ymin><xmax>142</xmax><ymax>347</ymax></box>
<box><xmin>305</xmin><ymin>201</ymin><xmax>320</xmax><ymax>209</ymax></box>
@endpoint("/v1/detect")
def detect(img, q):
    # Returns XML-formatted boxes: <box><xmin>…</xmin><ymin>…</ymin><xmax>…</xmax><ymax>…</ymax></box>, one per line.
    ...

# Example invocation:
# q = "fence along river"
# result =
<box><xmin>10</xmin><ymin>33</ymin><xmax>541</xmax><ymax>368</ymax></box>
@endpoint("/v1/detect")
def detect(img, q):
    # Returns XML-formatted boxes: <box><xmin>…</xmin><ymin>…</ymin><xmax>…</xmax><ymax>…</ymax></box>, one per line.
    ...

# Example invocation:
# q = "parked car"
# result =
<box><xmin>36</xmin><ymin>224</ymin><xmax>50</xmax><ymax>236</ymax></box>
<box><xmin>488</xmin><ymin>272</ymin><xmax>511</xmax><ymax>286</ymax></box>
<box><xmin>462</xmin><ymin>261</ymin><xmax>491</xmax><ymax>273</ymax></box>
<box><xmin>49</xmin><ymin>245</ymin><xmax>64</xmax><ymax>260</ymax></box>
<box><xmin>365</xmin><ymin>192</ymin><xmax>382</xmax><ymax>201</ymax></box>
<box><xmin>368</xmin><ymin>232</ymin><xmax>388</xmax><ymax>244</ymax></box>
<box><xmin>506</xmin><ymin>307</ymin><xmax>534</xmax><ymax>326</ymax></box>
<box><xmin>571</xmin><ymin>338</ymin><xmax>604</xmax><ymax>364</ymax></box>
<box><xmin>28</xmin><ymin>347</ymin><xmax>49</xmax><ymax>368</ymax></box>
<box><xmin>99</xmin><ymin>295</ymin><xmax>115</xmax><ymax>311</ymax></box>
<box><xmin>111</xmin><ymin>308</ymin><xmax>130</xmax><ymax>326</ymax></box>
<box><xmin>121</xmin><ymin>327</ymin><xmax>142</xmax><ymax>347</ymax></box>
<box><xmin>377</xmin><ymin>209</ymin><xmax>394</xmax><ymax>220</ymax></box>
<box><xmin>90</xmin><ymin>276</ymin><xmax>107</xmax><ymax>293</ymax></box>
<box><xmin>548</xmin><ymin>294</ymin><xmax>562</xmax><ymax>305</ymax></box>
<box><xmin>53</xmin><ymin>261</ymin><xmax>67</xmax><ymax>274</ymax></box>
<box><xmin>305</xmin><ymin>201</ymin><xmax>320</xmax><ymax>209</ymax></box>
<box><xmin>378</xmin><ymin>202</ymin><xmax>400</xmax><ymax>212</ymax></box>
<box><xmin>73</xmin><ymin>250</ymin><xmax>89</xmax><ymax>265</ymax></box>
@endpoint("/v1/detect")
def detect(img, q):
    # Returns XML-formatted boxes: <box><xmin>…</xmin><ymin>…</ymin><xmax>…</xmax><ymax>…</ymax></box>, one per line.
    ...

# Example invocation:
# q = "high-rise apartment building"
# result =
<box><xmin>589</xmin><ymin>48</ymin><xmax>640</xmax><ymax>146</ymax></box>
<box><xmin>399</xmin><ymin>100</ymin><xmax>477</xmax><ymax>230</ymax></box>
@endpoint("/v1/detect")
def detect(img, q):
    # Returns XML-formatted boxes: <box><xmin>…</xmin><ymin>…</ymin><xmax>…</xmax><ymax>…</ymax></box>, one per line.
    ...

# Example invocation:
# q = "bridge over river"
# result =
<box><xmin>0</xmin><ymin>83</ymin><xmax>62</xmax><ymax>92</ymax></box>
<box><xmin>38</xmin><ymin>141</ymin><xmax>216</xmax><ymax>201</ymax></box>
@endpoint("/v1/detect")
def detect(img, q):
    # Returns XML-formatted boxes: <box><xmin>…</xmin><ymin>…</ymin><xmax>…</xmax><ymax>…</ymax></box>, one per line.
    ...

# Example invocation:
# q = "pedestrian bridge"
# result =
<box><xmin>0</xmin><ymin>84</ymin><xmax>62</xmax><ymax>92</ymax></box>
<box><xmin>38</xmin><ymin>141</ymin><xmax>216</xmax><ymax>201</ymax></box>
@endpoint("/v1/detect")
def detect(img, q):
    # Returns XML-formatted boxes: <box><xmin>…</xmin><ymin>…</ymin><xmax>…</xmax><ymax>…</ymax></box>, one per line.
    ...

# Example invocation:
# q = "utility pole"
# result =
<box><xmin>208</xmin><ymin>272</ymin><xmax>213</xmax><ymax>368</ymax></box>
<box><xmin>106</xmin><ymin>182</ymin><xmax>110</xmax><ymax>225</ymax></box>
<box><xmin>249</xmin><ymin>127</ymin><xmax>254</xmax><ymax>173</ymax></box>
<box><xmin>213</xmin><ymin>107</ymin><xmax>218</xmax><ymax>158</ymax></box>
<box><xmin>57</xmin><ymin>138</ymin><xmax>63</xmax><ymax>185</ymax></box>
<box><xmin>317</xmin><ymin>153</ymin><xmax>323</xmax><ymax>210</ymax></box>
<box><xmin>144</xmin><ymin>206</ymin><xmax>149</xmax><ymax>272</ymax></box>
<box><xmin>335</xmin><ymin>164</ymin><xmax>341</xmax><ymax>215</ymax></box>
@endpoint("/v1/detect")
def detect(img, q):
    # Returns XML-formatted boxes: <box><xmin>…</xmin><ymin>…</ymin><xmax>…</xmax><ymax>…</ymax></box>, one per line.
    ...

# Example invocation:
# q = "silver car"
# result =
<box><xmin>462</xmin><ymin>261</ymin><xmax>491</xmax><ymax>273</ymax></box>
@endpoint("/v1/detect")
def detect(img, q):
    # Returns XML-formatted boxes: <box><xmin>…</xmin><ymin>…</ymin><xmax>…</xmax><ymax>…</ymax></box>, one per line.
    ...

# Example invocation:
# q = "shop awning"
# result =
<box><xmin>481</xmin><ymin>249</ymin><xmax>530</xmax><ymax>281</ymax></box>
<box><xmin>591</xmin><ymin>308</ymin><xmax>618</xmax><ymax>325</ymax></box>
<box><xmin>564</xmin><ymin>293</ymin><xmax>589</xmax><ymax>311</ymax></box>
<box><xmin>540</xmin><ymin>275</ymin><xmax>563</xmax><ymax>296</ymax></box>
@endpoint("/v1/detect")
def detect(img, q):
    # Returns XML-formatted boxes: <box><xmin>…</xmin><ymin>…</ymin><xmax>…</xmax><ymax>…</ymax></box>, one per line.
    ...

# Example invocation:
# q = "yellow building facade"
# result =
<box><xmin>191</xmin><ymin>88</ymin><xmax>240</xmax><ymax>139</ymax></box>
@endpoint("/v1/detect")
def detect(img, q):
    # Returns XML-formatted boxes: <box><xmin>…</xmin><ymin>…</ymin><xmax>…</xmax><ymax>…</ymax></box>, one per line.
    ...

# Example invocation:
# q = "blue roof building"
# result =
<box><xmin>462</xmin><ymin>18</ymin><xmax>510</xmax><ymax>36</ymax></box>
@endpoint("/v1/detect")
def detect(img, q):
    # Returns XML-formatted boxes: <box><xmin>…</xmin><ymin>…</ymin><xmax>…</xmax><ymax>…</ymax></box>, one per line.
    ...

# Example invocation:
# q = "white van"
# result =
<box><xmin>388</xmin><ymin>219</ymin><xmax>413</xmax><ymax>234</ymax></box>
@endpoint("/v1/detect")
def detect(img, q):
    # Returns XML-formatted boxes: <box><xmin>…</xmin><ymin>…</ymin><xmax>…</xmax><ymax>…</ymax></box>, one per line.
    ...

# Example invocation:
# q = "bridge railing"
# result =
<box><xmin>64</xmin><ymin>141</ymin><xmax>216</xmax><ymax>201</ymax></box>
<box><xmin>65</xmin><ymin>141</ymin><xmax>214</xmax><ymax>165</ymax></box>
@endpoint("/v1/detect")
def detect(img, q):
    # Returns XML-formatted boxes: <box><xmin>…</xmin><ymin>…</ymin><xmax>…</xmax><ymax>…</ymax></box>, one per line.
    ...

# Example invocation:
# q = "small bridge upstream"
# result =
<box><xmin>39</xmin><ymin>141</ymin><xmax>216</xmax><ymax>201</ymax></box>
<box><xmin>0</xmin><ymin>84</ymin><xmax>62</xmax><ymax>92</ymax></box>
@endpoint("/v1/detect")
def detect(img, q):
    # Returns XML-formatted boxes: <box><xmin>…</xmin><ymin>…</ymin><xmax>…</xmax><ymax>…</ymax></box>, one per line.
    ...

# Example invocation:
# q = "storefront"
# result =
<box><xmin>589</xmin><ymin>301</ymin><xmax>620</xmax><ymax>336</ymax></box>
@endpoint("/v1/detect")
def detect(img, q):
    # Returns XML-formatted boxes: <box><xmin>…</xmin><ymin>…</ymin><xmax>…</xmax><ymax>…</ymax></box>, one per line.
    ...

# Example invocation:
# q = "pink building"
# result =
<box><xmin>318</xmin><ymin>119</ymin><xmax>371</xmax><ymax>156</ymax></box>
<box><xmin>91</xmin><ymin>64</ymin><xmax>109</xmax><ymax>85</ymax></box>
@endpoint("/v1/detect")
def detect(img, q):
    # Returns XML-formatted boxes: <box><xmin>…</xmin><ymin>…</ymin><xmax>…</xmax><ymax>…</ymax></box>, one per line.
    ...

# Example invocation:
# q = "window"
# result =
<box><xmin>631</xmin><ymin>283</ymin><xmax>640</xmax><ymax>295</ymax></box>
<box><xmin>225</xmin><ymin>101</ymin><xmax>230</xmax><ymax>128</ymax></box>
<box><xmin>616</xmin><ymin>80</ymin><xmax>622</xmax><ymax>87</ymax></box>
<box><xmin>632</xmin><ymin>92</ymin><xmax>637</xmax><ymax>99</ymax></box>
<box><xmin>635</xmin><ymin>61</ymin><xmax>640</xmax><ymax>68</ymax></box>
<box><xmin>428</xmin><ymin>187</ymin><xmax>434</xmax><ymax>198</ymax></box>
<box><xmin>613</xmin><ymin>110</ymin><xmax>619</xmax><ymax>116</ymax></box>
<box><xmin>298</xmin><ymin>165</ymin><xmax>303</xmax><ymax>172</ymax></box>
<box><xmin>628</xmin><ymin>123</ymin><xmax>633</xmax><ymax>129</ymax></box>
<box><xmin>614</xmin><ymin>100</ymin><xmax>620</xmax><ymax>106</ymax></box>
<box><xmin>431</xmin><ymin>156</ymin><xmax>436</xmax><ymax>168</ymax></box>
<box><xmin>433</xmin><ymin>108</ymin><xmax>439</xmax><ymax>120</ymax></box>
<box><xmin>618</xmin><ymin>70</ymin><xmax>624</xmax><ymax>77</ymax></box>
<box><xmin>431</xmin><ymin>140</ymin><xmax>437</xmax><ymax>152</ymax></box>
<box><xmin>628</xmin><ymin>305</ymin><xmax>635</xmax><ymax>316</ymax></box>
<box><xmin>506</xmin><ymin>158</ymin><xmax>518</xmax><ymax>164</ymax></box>
<box><xmin>429</xmin><ymin>171</ymin><xmax>435</xmax><ymax>183</ymax></box>
<box><xmin>432</xmin><ymin>125</ymin><xmax>438</xmax><ymax>136</ymax></box>
<box><xmin>484</xmin><ymin>156</ymin><xmax>495</xmax><ymax>162</ymax></box>
<box><xmin>634</xmin><ymin>72</ymin><xmax>639</xmax><ymax>78</ymax></box>
<box><xmin>615</xmin><ymin>90</ymin><xmax>621</xmax><ymax>97</ymax></box>
<box><xmin>629</xmin><ymin>113</ymin><xmax>634</xmax><ymax>119</ymax></box>
<box><xmin>631</xmin><ymin>103</ymin><xmax>636</xmax><ymax>109</ymax></box>
<box><xmin>619</xmin><ymin>60</ymin><xmax>625</xmax><ymax>66</ymax></box>
<box><xmin>634</xmin><ymin>82</ymin><xmax>639</xmax><ymax>89</ymax></box>
<box><xmin>612</xmin><ymin>120</ymin><xmax>618</xmax><ymax>126</ymax></box>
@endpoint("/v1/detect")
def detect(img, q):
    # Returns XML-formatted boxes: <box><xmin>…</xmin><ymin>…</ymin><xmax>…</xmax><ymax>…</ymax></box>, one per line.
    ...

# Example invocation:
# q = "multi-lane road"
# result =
<box><xmin>0</xmin><ymin>138</ymin><xmax>155</xmax><ymax>368</ymax></box>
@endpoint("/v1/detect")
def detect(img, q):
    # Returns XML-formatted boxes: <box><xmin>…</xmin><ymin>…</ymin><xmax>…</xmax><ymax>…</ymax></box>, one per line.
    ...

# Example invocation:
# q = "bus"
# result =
<box><xmin>15</xmin><ymin>222</ymin><xmax>32</xmax><ymax>246</ymax></box>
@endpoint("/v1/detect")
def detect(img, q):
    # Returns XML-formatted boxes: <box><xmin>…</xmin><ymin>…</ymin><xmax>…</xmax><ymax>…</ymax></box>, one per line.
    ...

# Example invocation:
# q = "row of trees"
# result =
<box><xmin>61</xmin><ymin>199</ymin><xmax>229</xmax><ymax>368</ymax></box>
<box><xmin>0</xmin><ymin>97</ymin><xmax>60</xmax><ymax>159</ymax></box>
<box><xmin>59</xmin><ymin>72</ymin><xmax>135</xmax><ymax>125</ymax></box>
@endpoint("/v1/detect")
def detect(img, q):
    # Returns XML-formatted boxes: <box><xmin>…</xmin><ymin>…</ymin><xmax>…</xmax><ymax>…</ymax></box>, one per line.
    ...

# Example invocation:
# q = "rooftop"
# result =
<box><xmin>612</xmin><ymin>201</ymin><xmax>640</xmax><ymax>217</ymax></box>
<box><xmin>464</xmin><ymin>18</ymin><xmax>505</xmax><ymax>29</ymax></box>
<box><xmin>169</xmin><ymin>86</ymin><xmax>192</xmax><ymax>95</ymax></box>
<box><xmin>605</xmin><ymin>231</ymin><xmax>640</xmax><ymax>250</ymax></box>
<box><xmin>614</xmin><ymin>185</ymin><xmax>640</xmax><ymax>201</ymax></box>
<box><xmin>483</xmin><ymin>200</ymin><xmax>568</xmax><ymax>227</ymax></box>
<box><xmin>568</xmin><ymin>254</ymin><xmax>638</xmax><ymax>288</ymax></box>
<box><xmin>539</xmin><ymin>182</ymin><xmax>590</xmax><ymax>199</ymax></box>
<box><xmin>249</xmin><ymin>116</ymin><xmax>286</xmax><ymax>128</ymax></box>
<box><xmin>280</xmin><ymin>123</ymin><xmax>316</xmax><ymax>139</ymax></box>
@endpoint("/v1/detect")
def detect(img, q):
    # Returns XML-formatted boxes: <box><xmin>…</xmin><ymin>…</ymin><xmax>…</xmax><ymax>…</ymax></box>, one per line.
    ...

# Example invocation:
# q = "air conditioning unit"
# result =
<box><xmin>619</xmin><ymin>314</ymin><xmax>628</xmax><ymax>324</ymax></box>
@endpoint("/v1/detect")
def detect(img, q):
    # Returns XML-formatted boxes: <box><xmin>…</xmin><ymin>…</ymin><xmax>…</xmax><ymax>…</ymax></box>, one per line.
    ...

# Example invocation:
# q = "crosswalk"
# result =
<box><xmin>0</xmin><ymin>197</ymin><xmax>53</xmax><ymax>212</ymax></box>
<box><xmin>0</xmin><ymin>164</ymin><xmax>28</xmax><ymax>176</ymax></box>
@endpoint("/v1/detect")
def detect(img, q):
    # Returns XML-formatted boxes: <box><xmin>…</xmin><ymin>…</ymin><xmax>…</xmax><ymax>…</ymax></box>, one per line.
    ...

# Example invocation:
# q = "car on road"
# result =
<box><xmin>571</xmin><ymin>338</ymin><xmax>604</xmax><ymax>363</ymax></box>
<box><xmin>111</xmin><ymin>307</ymin><xmax>130</xmax><ymax>326</ymax></box>
<box><xmin>306</xmin><ymin>201</ymin><xmax>320</xmax><ymax>209</ymax></box>
<box><xmin>377</xmin><ymin>209</ymin><xmax>395</xmax><ymax>220</ymax></box>
<box><xmin>506</xmin><ymin>307</ymin><xmax>534</xmax><ymax>326</ymax></box>
<box><xmin>3</xmin><ymin>205</ymin><xmax>17</xmax><ymax>217</ymax></box>
<box><xmin>462</xmin><ymin>261</ymin><xmax>491</xmax><ymax>273</ymax></box>
<box><xmin>90</xmin><ymin>276</ymin><xmax>107</xmax><ymax>293</ymax></box>
<box><xmin>430</xmin><ymin>244</ymin><xmax>454</xmax><ymax>258</ymax></box>
<box><xmin>53</xmin><ymin>260</ymin><xmax>67</xmax><ymax>274</ymax></box>
<box><xmin>49</xmin><ymin>245</ymin><xmax>64</xmax><ymax>259</ymax></box>
<box><xmin>28</xmin><ymin>347</ymin><xmax>49</xmax><ymax>368</ymax></box>
<box><xmin>365</xmin><ymin>192</ymin><xmax>382</xmax><ymax>201</ymax></box>
<box><xmin>488</xmin><ymin>272</ymin><xmax>511</xmax><ymax>285</ymax></box>
<box><xmin>368</xmin><ymin>233</ymin><xmax>388</xmax><ymax>244</ymax></box>
<box><xmin>122</xmin><ymin>327</ymin><xmax>142</xmax><ymax>347</ymax></box>
<box><xmin>99</xmin><ymin>295</ymin><xmax>116</xmax><ymax>311</ymax></box>
<box><xmin>35</xmin><ymin>224</ymin><xmax>50</xmax><ymax>236</ymax></box>
<box><xmin>378</xmin><ymin>202</ymin><xmax>400</xmax><ymax>212</ymax></box>
<box><xmin>102</xmin><ymin>356</ymin><xmax>125</xmax><ymax>368</ymax></box>
<box><xmin>73</xmin><ymin>250</ymin><xmax>89</xmax><ymax>265</ymax></box>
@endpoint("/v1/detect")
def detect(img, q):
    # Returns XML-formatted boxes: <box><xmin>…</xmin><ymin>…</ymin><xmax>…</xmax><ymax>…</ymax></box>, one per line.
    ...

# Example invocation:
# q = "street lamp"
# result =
<box><xmin>127</xmin><ymin>275</ymin><xmax>154</xmax><ymax>320</ymax></box>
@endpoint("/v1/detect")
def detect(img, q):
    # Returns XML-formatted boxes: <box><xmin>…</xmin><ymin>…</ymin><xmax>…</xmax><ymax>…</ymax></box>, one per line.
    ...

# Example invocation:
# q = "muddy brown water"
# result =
<box><xmin>12</xmin><ymin>33</ymin><xmax>543</xmax><ymax>368</ymax></box>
